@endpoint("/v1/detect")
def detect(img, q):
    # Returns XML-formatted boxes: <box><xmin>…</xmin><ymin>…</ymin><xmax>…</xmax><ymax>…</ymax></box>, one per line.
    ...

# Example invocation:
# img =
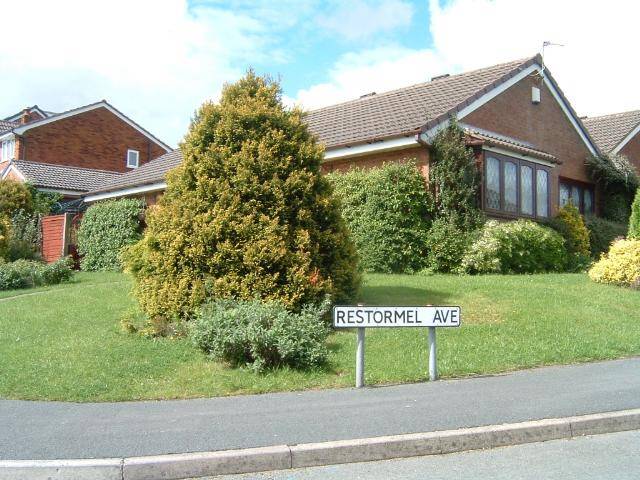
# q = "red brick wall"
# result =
<box><xmin>20</xmin><ymin>110</ymin><xmax>45</xmax><ymax>124</ymax></box>
<box><xmin>619</xmin><ymin>132</ymin><xmax>640</xmax><ymax>172</ymax></box>
<box><xmin>463</xmin><ymin>75</ymin><xmax>596</xmax><ymax>215</ymax></box>
<box><xmin>321</xmin><ymin>145</ymin><xmax>429</xmax><ymax>179</ymax></box>
<box><xmin>17</xmin><ymin>107</ymin><xmax>167</xmax><ymax>172</ymax></box>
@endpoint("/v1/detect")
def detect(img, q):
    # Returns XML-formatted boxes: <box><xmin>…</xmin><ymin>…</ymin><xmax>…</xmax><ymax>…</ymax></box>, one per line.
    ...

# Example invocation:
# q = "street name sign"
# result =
<box><xmin>333</xmin><ymin>305</ymin><xmax>461</xmax><ymax>328</ymax></box>
<box><xmin>334</xmin><ymin>305</ymin><xmax>462</xmax><ymax>387</ymax></box>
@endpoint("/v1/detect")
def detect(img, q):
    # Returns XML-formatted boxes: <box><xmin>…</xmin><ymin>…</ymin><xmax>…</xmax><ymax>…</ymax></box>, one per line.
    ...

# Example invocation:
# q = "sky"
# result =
<box><xmin>1</xmin><ymin>0</ymin><xmax>638</xmax><ymax>147</ymax></box>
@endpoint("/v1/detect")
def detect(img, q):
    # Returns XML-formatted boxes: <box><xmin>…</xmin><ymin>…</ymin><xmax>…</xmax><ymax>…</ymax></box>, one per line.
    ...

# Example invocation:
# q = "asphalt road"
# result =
<box><xmin>213</xmin><ymin>430</ymin><xmax>640</xmax><ymax>480</ymax></box>
<box><xmin>1</xmin><ymin>358</ymin><xmax>639</xmax><ymax>460</ymax></box>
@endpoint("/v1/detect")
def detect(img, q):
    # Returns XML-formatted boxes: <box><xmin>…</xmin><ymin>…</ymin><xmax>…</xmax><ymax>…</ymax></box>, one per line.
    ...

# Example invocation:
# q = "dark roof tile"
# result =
<box><xmin>306</xmin><ymin>56</ymin><xmax>538</xmax><ymax>148</ymax></box>
<box><xmin>582</xmin><ymin>110</ymin><xmax>640</xmax><ymax>153</ymax></box>
<box><xmin>11</xmin><ymin>160</ymin><xmax>121</xmax><ymax>192</ymax></box>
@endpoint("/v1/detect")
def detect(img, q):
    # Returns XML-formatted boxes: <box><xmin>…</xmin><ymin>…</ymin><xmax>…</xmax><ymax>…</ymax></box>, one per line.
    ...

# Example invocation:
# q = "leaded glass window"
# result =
<box><xmin>559</xmin><ymin>183</ymin><xmax>570</xmax><ymax>208</ymax></box>
<box><xmin>584</xmin><ymin>188</ymin><xmax>593</xmax><ymax>214</ymax></box>
<box><xmin>536</xmin><ymin>169</ymin><xmax>549</xmax><ymax>217</ymax></box>
<box><xmin>486</xmin><ymin>157</ymin><xmax>500</xmax><ymax>210</ymax></box>
<box><xmin>521</xmin><ymin>165</ymin><xmax>533</xmax><ymax>215</ymax></box>
<box><xmin>571</xmin><ymin>185</ymin><xmax>580</xmax><ymax>208</ymax></box>
<box><xmin>504</xmin><ymin>161</ymin><xmax>517</xmax><ymax>213</ymax></box>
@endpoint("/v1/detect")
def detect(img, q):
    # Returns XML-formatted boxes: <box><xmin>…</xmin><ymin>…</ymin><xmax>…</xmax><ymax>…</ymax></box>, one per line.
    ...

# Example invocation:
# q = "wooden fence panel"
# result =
<box><xmin>41</xmin><ymin>214</ymin><xmax>72</xmax><ymax>263</ymax></box>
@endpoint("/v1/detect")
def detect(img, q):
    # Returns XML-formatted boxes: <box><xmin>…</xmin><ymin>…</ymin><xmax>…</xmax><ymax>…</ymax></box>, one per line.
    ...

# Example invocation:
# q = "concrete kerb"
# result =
<box><xmin>2</xmin><ymin>408</ymin><xmax>639</xmax><ymax>480</ymax></box>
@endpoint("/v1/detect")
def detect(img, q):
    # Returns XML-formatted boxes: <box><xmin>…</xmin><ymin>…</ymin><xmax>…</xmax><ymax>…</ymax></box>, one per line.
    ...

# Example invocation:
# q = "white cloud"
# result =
<box><xmin>296</xmin><ymin>46</ymin><xmax>447</xmax><ymax>109</ymax></box>
<box><xmin>317</xmin><ymin>0</ymin><xmax>414</xmax><ymax>41</ymax></box>
<box><xmin>0</xmin><ymin>0</ymin><xmax>288</xmax><ymax>146</ymax></box>
<box><xmin>297</xmin><ymin>0</ymin><xmax>640</xmax><ymax>117</ymax></box>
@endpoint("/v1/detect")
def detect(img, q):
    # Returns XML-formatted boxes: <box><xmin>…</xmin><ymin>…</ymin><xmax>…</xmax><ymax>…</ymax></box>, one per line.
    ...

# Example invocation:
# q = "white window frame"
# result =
<box><xmin>1</xmin><ymin>138</ymin><xmax>16</xmax><ymax>162</ymax></box>
<box><xmin>126</xmin><ymin>149</ymin><xmax>140</xmax><ymax>168</ymax></box>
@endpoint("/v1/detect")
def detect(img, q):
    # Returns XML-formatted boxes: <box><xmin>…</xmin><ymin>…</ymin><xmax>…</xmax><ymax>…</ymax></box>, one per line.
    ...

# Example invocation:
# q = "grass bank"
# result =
<box><xmin>0</xmin><ymin>272</ymin><xmax>637</xmax><ymax>401</ymax></box>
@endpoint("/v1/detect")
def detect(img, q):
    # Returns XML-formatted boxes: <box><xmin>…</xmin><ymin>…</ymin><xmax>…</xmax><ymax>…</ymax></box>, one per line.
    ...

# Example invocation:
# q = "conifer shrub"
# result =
<box><xmin>77</xmin><ymin>199</ymin><xmax>144</xmax><ymax>271</ymax></box>
<box><xmin>461</xmin><ymin>220</ymin><xmax>567</xmax><ymax>274</ymax></box>
<box><xmin>629</xmin><ymin>189</ymin><xmax>640</xmax><ymax>239</ymax></box>
<box><xmin>589</xmin><ymin>239</ymin><xmax>640</xmax><ymax>287</ymax></box>
<box><xmin>124</xmin><ymin>72</ymin><xmax>360</xmax><ymax>323</ymax></box>
<box><xmin>328</xmin><ymin>162</ymin><xmax>430</xmax><ymax>273</ymax></box>
<box><xmin>549</xmin><ymin>203</ymin><xmax>590</xmax><ymax>271</ymax></box>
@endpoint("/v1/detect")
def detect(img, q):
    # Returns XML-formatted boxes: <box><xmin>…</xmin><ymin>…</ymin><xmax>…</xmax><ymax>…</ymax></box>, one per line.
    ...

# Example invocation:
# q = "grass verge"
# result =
<box><xmin>0</xmin><ymin>272</ymin><xmax>637</xmax><ymax>401</ymax></box>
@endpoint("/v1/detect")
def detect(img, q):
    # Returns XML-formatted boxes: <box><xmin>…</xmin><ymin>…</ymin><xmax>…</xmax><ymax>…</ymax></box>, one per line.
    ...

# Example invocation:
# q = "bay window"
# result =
<box><xmin>559</xmin><ymin>179</ymin><xmax>595</xmax><ymax>214</ymax></box>
<box><xmin>483</xmin><ymin>152</ymin><xmax>550</xmax><ymax>218</ymax></box>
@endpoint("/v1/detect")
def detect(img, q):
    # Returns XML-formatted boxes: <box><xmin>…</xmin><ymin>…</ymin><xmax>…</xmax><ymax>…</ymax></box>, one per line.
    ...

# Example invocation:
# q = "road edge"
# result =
<box><xmin>2</xmin><ymin>408</ymin><xmax>639</xmax><ymax>480</ymax></box>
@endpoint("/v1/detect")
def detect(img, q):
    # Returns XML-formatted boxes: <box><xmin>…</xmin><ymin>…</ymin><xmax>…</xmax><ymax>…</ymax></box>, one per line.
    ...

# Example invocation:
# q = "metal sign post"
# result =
<box><xmin>333</xmin><ymin>305</ymin><xmax>461</xmax><ymax>388</ymax></box>
<box><xmin>356</xmin><ymin>327</ymin><xmax>365</xmax><ymax>388</ymax></box>
<box><xmin>428</xmin><ymin>326</ymin><xmax>437</xmax><ymax>381</ymax></box>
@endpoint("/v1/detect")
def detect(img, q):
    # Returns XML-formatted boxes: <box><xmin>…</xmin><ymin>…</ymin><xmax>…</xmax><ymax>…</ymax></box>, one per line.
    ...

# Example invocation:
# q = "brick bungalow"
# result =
<box><xmin>582</xmin><ymin>110</ymin><xmax>640</xmax><ymax>171</ymax></box>
<box><xmin>0</xmin><ymin>101</ymin><xmax>171</xmax><ymax>203</ymax></box>
<box><xmin>85</xmin><ymin>54</ymin><xmax>603</xmax><ymax>219</ymax></box>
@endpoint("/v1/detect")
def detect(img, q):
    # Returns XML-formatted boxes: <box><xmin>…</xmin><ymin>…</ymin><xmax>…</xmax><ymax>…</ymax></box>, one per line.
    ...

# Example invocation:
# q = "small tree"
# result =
<box><xmin>629</xmin><ymin>188</ymin><xmax>640</xmax><ymax>239</ymax></box>
<box><xmin>124</xmin><ymin>71</ymin><xmax>360</xmax><ymax>322</ymax></box>
<box><xmin>0</xmin><ymin>180</ymin><xmax>33</xmax><ymax>217</ymax></box>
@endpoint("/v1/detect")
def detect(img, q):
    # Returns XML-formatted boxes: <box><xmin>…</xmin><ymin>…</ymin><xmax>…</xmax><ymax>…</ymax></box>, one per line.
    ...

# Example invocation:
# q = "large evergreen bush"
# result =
<box><xmin>124</xmin><ymin>72</ymin><xmax>360</xmax><ymax>322</ymax></box>
<box><xmin>328</xmin><ymin>162</ymin><xmax>430</xmax><ymax>273</ymax></box>
<box><xmin>77</xmin><ymin>199</ymin><xmax>144</xmax><ymax>271</ymax></box>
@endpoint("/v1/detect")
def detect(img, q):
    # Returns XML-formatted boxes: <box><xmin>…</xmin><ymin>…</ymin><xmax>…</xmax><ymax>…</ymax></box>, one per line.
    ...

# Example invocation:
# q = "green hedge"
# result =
<box><xmin>77</xmin><ymin>199</ymin><xmax>145</xmax><ymax>271</ymax></box>
<box><xmin>0</xmin><ymin>257</ymin><xmax>73</xmax><ymax>291</ymax></box>
<box><xmin>584</xmin><ymin>216</ymin><xmax>628</xmax><ymax>259</ymax></box>
<box><xmin>461</xmin><ymin>220</ymin><xmax>567</xmax><ymax>274</ymax></box>
<box><xmin>328</xmin><ymin>162</ymin><xmax>430</xmax><ymax>273</ymax></box>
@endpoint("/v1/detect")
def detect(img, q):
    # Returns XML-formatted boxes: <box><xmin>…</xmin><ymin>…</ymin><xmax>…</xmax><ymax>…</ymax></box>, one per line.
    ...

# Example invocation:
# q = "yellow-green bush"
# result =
<box><xmin>0</xmin><ymin>180</ymin><xmax>33</xmax><ymax>217</ymax></box>
<box><xmin>549</xmin><ymin>203</ymin><xmax>590</xmax><ymax>270</ymax></box>
<box><xmin>124</xmin><ymin>71</ymin><xmax>360</xmax><ymax>323</ymax></box>
<box><xmin>588</xmin><ymin>239</ymin><xmax>640</xmax><ymax>287</ymax></box>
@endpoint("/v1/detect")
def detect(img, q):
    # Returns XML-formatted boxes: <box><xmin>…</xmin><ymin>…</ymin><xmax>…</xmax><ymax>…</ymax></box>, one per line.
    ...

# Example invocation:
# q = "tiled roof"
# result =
<box><xmin>89</xmin><ymin>149</ymin><xmax>182</xmax><ymax>194</ymax></box>
<box><xmin>582</xmin><ymin>110</ymin><xmax>640</xmax><ymax>153</ymax></box>
<box><xmin>306</xmin><ymin>56</ymin><xmax>540</xmax><ymax>148</ymax></box>
<box><xmin>0</xmin><ymin>120</ymin><xmax>18</xmax><ymax>134</ymax></box>
<box><xmin>10</xmin><ymin>160</ymin><xmax>121</xmax><ymax>192</ymax></box>
<box><xmin>463</xmin><ymin>125</ymin><xmax>558</xmax><ymax>163</ymax></box>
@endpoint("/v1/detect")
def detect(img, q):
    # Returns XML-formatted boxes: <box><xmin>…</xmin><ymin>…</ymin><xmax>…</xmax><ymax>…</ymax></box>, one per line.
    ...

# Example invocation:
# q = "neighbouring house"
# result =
<box><xmin>582</xmin><ymin>110</ymin><xmax>640</xmax><ymax>171</ymax></box>
<box><xmin>85</xmin><ymin>54</ymin><xmax>603</xmax><ymax>220</ymax></box>
<box><xmin>0</xmin><ymin>101</ymin><xmax>172</xmax><ymax>204</ymax></box>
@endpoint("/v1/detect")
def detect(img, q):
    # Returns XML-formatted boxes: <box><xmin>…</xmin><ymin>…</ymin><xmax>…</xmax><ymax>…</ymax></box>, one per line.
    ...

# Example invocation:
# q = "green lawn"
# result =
<box><xmin>0</xmin><ymin>272</ymin><xmax>638</xmax><ymax>402</ymax></box>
